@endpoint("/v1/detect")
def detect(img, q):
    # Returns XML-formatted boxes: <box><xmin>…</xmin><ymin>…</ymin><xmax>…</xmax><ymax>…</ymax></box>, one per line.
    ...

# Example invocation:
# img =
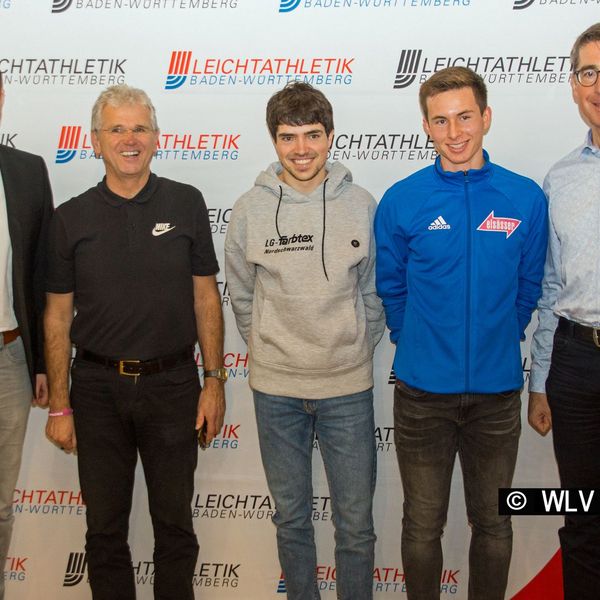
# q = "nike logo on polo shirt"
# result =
<box><xmin>152</xmin><ymin>223</ymin><xmax>176</xmax><ymax>236</ymax></box>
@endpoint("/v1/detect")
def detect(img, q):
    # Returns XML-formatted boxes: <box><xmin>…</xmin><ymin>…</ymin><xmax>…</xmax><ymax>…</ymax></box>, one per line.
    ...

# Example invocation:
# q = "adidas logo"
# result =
<box><xmin>428</xmin><ymin>216</ymin><xmax>451</xmax><ymax>231</ymax></box>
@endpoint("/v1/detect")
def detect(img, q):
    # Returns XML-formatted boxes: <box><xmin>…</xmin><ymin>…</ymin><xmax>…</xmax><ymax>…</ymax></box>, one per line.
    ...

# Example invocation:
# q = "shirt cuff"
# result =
<box><xmin>528</xmin><ymin>369</ymin><xmax>548</xmax><ymax>394</ymax></box>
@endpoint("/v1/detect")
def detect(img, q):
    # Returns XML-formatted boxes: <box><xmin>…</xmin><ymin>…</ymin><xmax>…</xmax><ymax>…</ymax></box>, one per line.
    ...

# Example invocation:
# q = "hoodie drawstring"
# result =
<box><xmin>275</xmin><ymin>185</ymin><xmax>283</xmax><ymax>239</ymax></box>
<box><xmin>274</xmin><ymin>181</ymin><xmax>329</xmax><ymax>282</ymax></box>
<box><xmin>321</xmin><ymin>179</ymin><xmax>329</xmax><ymax>281</ymax></box>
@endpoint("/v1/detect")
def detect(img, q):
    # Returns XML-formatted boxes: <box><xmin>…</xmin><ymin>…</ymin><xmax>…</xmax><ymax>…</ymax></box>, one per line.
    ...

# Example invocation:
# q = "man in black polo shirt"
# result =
<box><xmin>44</xmin><ymin>84</ymin><xmax>225</xmax><ymax>600</ymax></box>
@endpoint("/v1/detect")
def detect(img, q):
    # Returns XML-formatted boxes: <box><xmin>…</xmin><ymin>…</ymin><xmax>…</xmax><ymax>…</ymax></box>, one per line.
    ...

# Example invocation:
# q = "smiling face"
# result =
<box><xmin>91</xmin><ymin>102</ymin><xmax>159</xmax><ymax>198</ymax></box>
<box><xmin>273</xmin><ymin>122</ymin><xmax>333</xmax><ymax>194</ymax></box>
<box><xmin>422</xmin><ymin>86</ymin><xmax>491</xmax><ymax>173</ymax></box>
<box><xmin>571</xmin><ymin>41</ymin><xmax>600</xmax><ymax>147</ymax></box>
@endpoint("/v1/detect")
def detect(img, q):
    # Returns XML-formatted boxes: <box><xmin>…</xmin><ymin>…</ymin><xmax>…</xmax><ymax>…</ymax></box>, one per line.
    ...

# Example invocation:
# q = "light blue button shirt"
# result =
<box><xmin>530</xmin><ymin>131</ymin><xmax>600</xmax><ymax>392</ymax></box>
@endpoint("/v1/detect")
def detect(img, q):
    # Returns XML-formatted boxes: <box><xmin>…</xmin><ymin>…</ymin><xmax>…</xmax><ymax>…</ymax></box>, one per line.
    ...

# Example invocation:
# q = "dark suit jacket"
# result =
<box><xmin>0</xmin><ymin>144</ymin><xmax>53</xmax><ymax>385</ymax></box>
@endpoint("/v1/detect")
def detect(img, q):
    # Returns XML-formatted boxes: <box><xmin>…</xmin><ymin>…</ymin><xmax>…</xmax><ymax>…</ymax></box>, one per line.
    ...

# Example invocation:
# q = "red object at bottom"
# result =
<box><xmin>511</xmin><ymin>549</ymin><xmax>563</xmax><ymax>600</ymax></box>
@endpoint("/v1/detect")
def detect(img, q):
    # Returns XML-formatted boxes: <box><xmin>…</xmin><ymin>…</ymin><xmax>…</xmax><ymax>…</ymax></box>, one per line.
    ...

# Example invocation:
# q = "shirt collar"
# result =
<box><xmin>433</xmin><ymin>149</ymin><xmax>492</xmax><ymax>185</ymax></box>
<box><xmin>582</xmin><ymin>130</ymin><xmax>600</xmax><ymax>157</ymax></box>
<box><xmin>98</xmin><ymin>173</ymin><xmax>158</xmax><ymax>207</ymax></box>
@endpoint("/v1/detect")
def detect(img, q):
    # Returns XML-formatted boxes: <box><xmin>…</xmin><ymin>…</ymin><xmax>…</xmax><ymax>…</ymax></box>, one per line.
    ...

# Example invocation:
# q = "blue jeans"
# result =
<box><xmin>71</xmin><ymin>357</ymin><xmax>200</xmax><ymax>600</ymax></box>
<box><xmin>253</xmin><ymin>389</ymin><xmax>376</xmax><ymax>600</ymax></box>
<box><xmin>394</xmin><ymin>381</ymin><xmax>520</xmax><ymax>600</ymax></box>
<box><xmin>547</xmin><ymin>323</ymin><xmax>600</xmax><ymax>600</ymax></box>
<box><xmin>0</xmin><ymin>337</ymin><xmax>31</xmax><ymax>600</ymax></box>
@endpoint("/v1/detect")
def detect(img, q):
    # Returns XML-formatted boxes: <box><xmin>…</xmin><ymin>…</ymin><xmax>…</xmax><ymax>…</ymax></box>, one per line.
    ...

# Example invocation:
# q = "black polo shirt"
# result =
<box><xmin>47</xmin><ymin>174</ymin><xmax>219</xmax><ymax>360</ymax></box>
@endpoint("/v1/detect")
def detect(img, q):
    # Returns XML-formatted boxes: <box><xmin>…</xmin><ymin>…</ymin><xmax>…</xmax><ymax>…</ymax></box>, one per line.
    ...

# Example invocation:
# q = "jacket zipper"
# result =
<box><xmin>464</xmin><ymin>170</ymin><xmax>471</xmax><ymax>392</ymax></box>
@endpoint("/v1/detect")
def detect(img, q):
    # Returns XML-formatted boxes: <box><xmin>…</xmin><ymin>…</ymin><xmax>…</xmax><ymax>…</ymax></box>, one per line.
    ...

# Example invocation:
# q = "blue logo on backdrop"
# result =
<box><xmin>279</xmin><ymin>0</ymin><xmax>301</xmax><ymax>10</ymax></box>
<box><xmin>279</xmin><ymin>0</ymin><xmax>471</xmax><ymax>12</ymax></box>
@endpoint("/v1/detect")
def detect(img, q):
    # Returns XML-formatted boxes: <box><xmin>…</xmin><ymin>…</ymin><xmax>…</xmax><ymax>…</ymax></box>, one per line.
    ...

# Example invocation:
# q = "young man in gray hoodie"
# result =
<box><xmin>225</xmin><ymin>82</ymin><xmax>384</xmax><ymax>600</ymax></box>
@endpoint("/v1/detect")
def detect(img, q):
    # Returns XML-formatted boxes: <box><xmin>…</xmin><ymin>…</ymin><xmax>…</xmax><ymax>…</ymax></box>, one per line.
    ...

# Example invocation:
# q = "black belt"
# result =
<box><xmin>557</xmin><ymin>317</ymin><xmax>600</xmax><ymax>348</ymax></box>
<box><xmin>77</xmin><ymin>347</ymin><xmax>194</xmax><ymax>376</ymax></box>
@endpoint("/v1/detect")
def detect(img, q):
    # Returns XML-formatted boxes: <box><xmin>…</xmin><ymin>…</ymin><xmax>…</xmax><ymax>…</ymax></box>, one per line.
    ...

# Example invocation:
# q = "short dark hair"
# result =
<box><xmin>266</xmin><ymin>82</ymin><xmax>334</xmax><ymax>139</ymax></box>
<box><xmin>419</xmin><ymin>66</ymin><xmax>488</xmax><ymax>120</ymax></box>
<box><xmin>571</xmin><ymin>22</ymin><xmax>600</xmax><ymax>72</ymax></box>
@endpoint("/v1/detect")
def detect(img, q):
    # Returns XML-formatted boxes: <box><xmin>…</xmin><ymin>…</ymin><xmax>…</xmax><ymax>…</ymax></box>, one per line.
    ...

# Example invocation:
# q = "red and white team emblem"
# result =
<box><xmin>476</xmin><ymin>211</ymin><xmax>521</xmax><ymax>239</ymax></box>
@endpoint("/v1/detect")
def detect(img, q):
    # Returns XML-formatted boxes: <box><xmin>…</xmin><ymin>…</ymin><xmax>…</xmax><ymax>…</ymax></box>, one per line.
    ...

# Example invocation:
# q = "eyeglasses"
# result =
<box><xmin>574</xmin><ymin>68</ymin><xmax>600</xmax><ymax>87</ymax></box>
<box><xmin>96</xmin><ymin>126</ymin><xmax>155</xmax><ymax>137</ymax></box>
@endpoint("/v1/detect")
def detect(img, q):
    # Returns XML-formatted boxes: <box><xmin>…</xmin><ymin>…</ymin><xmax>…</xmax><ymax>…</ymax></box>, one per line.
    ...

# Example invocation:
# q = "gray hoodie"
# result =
<box><xmin>225</xmin><ymin>161</ymin><xmax>385</xmax><ymax>399</ymax></box>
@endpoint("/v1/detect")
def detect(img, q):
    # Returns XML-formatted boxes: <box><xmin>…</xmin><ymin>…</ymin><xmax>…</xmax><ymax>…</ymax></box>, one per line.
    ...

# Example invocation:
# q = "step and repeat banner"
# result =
<box><xmin>1</xmin><ymin>1</ymin><xmax>594</xmax><ymax>598</ymax></box>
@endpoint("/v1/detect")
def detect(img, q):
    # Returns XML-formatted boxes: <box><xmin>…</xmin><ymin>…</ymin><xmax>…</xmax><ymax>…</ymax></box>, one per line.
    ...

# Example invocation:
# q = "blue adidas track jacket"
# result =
<box><xmin>374</xmin><ymin>152</ymin><xmax>548</xmax><ymax>394</ymax></box>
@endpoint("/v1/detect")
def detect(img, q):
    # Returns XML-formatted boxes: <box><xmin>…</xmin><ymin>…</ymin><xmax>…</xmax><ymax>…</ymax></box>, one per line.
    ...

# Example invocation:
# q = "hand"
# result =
<box><xmin>196</xmin><ymin>379</ymin><xmax>226</xmax><ymax>446</ymax></box>
<box><xmin>46</xmin><ymin>414</ymin><xmax>77</xmax><ymax>453</ymax></box>
<box><xmin>528</xmin><ymin>391</ymin><xmax>552</xmax><ymax>436</ymax></box>
<box><xmin>33</xmin><ymin>374</ymin><xmax>49</xmax><ymax>407</ymax></box>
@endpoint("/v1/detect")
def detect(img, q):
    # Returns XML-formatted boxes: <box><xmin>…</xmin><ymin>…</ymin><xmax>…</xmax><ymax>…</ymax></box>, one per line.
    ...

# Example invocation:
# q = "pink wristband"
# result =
<box><xmin>48</xmin><ymin>408</ymin><xmax>74</xmax><ymax>417</ymax></box>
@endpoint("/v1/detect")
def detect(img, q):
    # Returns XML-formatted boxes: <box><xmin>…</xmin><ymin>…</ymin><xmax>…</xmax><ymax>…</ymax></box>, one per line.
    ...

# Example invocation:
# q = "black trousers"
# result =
<box><xmin>70</xmin><ymin>357</ymin><xmax>200</xmax><ymax>600</ymax></box>
<box><xmin>547</xmin><ymin>323</ymin><xmax>600</xmax><ymax>600</ymax></box>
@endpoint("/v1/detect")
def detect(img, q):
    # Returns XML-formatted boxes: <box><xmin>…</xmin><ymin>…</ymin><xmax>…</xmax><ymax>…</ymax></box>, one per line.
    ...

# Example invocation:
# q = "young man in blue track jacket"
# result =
<box><xmin>374</xmin><ymin>67</ymin><xmax>548</xmax><ymax>600</ymax></box>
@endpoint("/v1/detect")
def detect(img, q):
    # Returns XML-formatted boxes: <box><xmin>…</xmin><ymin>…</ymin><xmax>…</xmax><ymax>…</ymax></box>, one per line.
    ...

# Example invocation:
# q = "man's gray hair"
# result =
<box><xmin>91</xmin><ymin>84</ymin><xmax>158</xmax><ymax>131</ymax></box>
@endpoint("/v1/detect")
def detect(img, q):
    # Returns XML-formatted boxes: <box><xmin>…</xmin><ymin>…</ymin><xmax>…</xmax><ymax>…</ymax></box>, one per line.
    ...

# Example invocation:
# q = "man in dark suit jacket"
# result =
<box><xmin>0</xmin><ymin>71</ymin><xmax>52</xmax><ymax>600</ymax></box>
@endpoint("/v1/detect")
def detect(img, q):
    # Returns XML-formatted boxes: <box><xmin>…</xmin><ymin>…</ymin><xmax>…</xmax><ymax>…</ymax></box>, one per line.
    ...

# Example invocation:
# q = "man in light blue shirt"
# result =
<box><xmin>529</xmin><ymin>22</ymin><xmax>600</xmax><ymax>600</ymax></box>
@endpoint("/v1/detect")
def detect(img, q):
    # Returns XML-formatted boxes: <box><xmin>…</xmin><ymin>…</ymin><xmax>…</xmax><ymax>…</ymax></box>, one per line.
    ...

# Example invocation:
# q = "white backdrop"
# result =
<box><xmin>1</xmin><ymin>1</ymin><xmax>593</xmax><ymax>597</ymax></box>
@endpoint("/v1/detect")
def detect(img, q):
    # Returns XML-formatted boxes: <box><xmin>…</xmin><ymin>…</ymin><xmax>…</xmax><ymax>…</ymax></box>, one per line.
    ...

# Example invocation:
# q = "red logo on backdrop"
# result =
<box><xmin>165</xmin><ymin>50</ymin><xmax>354</xmax><ymax>89</ymax></box>
<box><xmin>477</xmin><ymin>211</ymin><xmax>521</xmax><ymax>238</ymax></box>
<box><xmin>55</xmin><ymin>125</ymin><xmax>95</xmax><ymax>164</ymax></box>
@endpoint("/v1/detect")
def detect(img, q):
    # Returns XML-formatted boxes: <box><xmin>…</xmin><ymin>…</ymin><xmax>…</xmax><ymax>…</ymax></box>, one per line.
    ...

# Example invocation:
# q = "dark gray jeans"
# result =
<box><xmin>394</xmin><ymin>381</ymin><xmax>521</xmax><ymax>600</ymax></box>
